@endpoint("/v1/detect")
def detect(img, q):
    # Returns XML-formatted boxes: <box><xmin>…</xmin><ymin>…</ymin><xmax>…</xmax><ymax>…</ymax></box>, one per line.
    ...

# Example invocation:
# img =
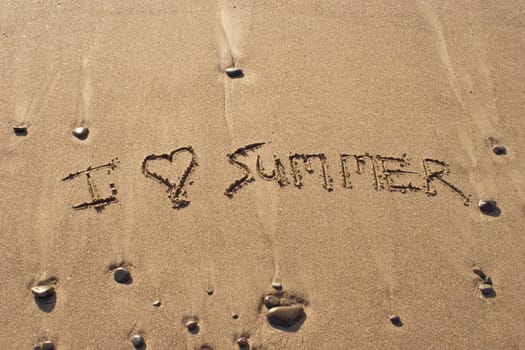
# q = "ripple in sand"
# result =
<box><xmin>72</xmin><ymin>127</ymin><xmax>89</xmax><ymax>140</ymax></box>
<box><xmin>225</xmin><ymin>67</ymin><xmax>244</xmax><ymax>79</ymax></box>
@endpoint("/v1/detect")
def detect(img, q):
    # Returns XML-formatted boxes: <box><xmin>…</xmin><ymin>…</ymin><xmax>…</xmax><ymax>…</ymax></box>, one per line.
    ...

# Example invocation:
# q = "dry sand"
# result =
<box><xmin>1</xmin><ymin>1</ymin><xmax>525</xmax><ymax>349</ymax></box>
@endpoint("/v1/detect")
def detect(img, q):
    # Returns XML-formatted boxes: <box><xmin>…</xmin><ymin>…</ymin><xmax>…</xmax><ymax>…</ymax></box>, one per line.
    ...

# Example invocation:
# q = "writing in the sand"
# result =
<box><xmin>61</xmin><ymin>142</ymin><xmax>470</xmax><ymax>211</ymax></box>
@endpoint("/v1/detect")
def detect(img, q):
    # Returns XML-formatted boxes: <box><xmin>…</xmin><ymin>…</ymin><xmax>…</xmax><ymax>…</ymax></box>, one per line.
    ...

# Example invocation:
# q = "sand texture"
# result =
<box><xmin>1</xmin><ymin>1</ymin><xmax>525</xmax><ymax>349</ymax></box>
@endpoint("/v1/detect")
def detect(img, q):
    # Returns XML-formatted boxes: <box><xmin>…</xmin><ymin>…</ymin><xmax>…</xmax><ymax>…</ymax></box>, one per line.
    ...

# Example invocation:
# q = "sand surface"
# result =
<box><xmin>1</xmin><ymin>1</ymin><xmax>525</xmax><ymax>349</ymax></box>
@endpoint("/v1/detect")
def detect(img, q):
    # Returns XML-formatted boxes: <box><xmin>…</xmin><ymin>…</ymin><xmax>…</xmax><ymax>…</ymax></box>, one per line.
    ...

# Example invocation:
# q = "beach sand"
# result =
<box><xmin>0</xmin><ymin>1</ymin><xmax>524</xmax><ymax>349</ymax></box>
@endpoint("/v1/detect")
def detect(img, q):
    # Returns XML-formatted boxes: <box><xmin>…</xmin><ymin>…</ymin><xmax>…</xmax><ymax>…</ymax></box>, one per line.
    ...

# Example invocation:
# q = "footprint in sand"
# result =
<box><xmin>260</xmin><ymin>287</ymin><xmax>307</xmax><ymax>330</ymax></box>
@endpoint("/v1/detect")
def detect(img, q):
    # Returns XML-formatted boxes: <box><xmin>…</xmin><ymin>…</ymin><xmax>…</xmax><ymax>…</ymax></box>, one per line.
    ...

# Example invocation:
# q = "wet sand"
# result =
<box><xmin>1</xmin><ymin>1</ymin><xmax>525</xmax><ymax>349</ymax></box>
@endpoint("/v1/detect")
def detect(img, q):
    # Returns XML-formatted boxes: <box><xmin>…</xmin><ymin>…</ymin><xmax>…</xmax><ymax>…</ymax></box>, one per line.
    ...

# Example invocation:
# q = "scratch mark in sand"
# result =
<box><xmin>216</xmin><ymin>0</ymin><xmax>280</xmax><ymax>293</ymax></box>
<box><xmin>419</xmin><ymin>2</ymin><xmax>465</xmax><ymax>109</ymax></box>
<box><xmin>76</xmin><ymin>18</ymin><xmax>107</xmax><ymax>129</ymax></box>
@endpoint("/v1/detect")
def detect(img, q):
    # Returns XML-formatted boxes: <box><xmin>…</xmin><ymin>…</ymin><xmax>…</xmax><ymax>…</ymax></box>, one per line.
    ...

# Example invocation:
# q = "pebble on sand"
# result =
<box><xmin>31</xmin><ymin>285</ymin><xmax>55</xmax><ymax>298</ymax></box>
<box><xmin>267</xmin><ymin>304</ymin><xmax>305</xmax><ymax>327</ymax></box>
<box><xmin>472</xmin><ymin>266</ymin><xmax>486</xmax><ymax>279</ymax></box>
<box><xmin>41</xmin><ymin>340</ymin><xmax>55</xmax><ymax>350</ymax></box>
<box><xmin>492</xmin><ymin>145</ymin><xmax>506</xmax><ymax>155</ymax></box>
<box><xmin>236</xmin><ymin>336</ymin><xmax>249</xmax><ymax>348</ymax></box>
<box><xmin>225</xmin><ymin>67</ymin><xmax>244</xmax><ymax>79</ymax></box>
<box><xmin>12</xmin><ymin>125</ymin><xmax>28</xmax><ymax>135</ymax></box>
<box><xmin>264</xmin><ymin>295</ymin><xmax>281</xmax><ymax>309</ymax></box>
<box><xmin>131</xmin><ymin>334</ymin><xmax>145</xmax><ymax>348</ymax></box>
<box><xmin>479</xmin><ymin>283</ymin><xmax>494</xmax><ymax>295</ymax></box>
<box><xmin>186</xmin><ymin>319</ymin><xmax>199</xmax><ymax>333</ymax></box>
<box><xmin>113</xmin><ymin>267</ymin><xmax>131</xmax><ymax>284</ymax></box>
<box><xmin>389</xmin><ymin>314</ymin><xmax>403</xmax><ymax>327</ymax></box>
<box><xmin>152</xmin><ymin>300</ymin><xmax>161</xmax><ymax>307</ymax></box>
<box><xmin>478</xmin><ymin>199</ymin><xmax>497</xmax><ymax>214</ymax></box>
<box><xmin>271</xmin><ymin>281</ymin><xmax>282</xmax><ymax>290</ymax></box>
<box><xmin>72</xmin><ymin>127</ymin><xmax>89</xmax><ymax>140</ymax></box>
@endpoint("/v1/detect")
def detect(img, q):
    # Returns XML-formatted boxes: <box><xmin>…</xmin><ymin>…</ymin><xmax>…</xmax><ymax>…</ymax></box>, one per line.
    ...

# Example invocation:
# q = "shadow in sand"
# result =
<box><xmin>34</xmin><ymin>294</ymin><xmax>56</xmax><ymax>313</ymax></box>
<box><xmin>118</xmin><ymin>276</ymin><xmax>133</xmax><ymax>285</ymax></box>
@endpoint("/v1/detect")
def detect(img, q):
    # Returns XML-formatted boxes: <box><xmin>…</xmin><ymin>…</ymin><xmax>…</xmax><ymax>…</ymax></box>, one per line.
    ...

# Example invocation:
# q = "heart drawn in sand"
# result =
<box><xmin>141</xmin><ymin>146</ymin><xmax>198</xmax><ymax>209</ymax></box>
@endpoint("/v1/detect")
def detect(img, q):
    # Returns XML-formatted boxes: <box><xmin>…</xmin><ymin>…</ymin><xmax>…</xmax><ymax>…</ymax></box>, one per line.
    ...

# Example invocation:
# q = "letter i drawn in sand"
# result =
<box><xmin>62</xmin><ymin>158</ymin><xmax>120</xmax><ymax>212</ymax></box>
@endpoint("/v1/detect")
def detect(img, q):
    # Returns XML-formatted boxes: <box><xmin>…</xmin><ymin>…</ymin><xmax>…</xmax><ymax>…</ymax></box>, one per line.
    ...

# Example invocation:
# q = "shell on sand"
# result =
<box><xmin>31</xmin><ymin>285</ymin><xmax>55</xmax><ymax>298</ymax></box>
